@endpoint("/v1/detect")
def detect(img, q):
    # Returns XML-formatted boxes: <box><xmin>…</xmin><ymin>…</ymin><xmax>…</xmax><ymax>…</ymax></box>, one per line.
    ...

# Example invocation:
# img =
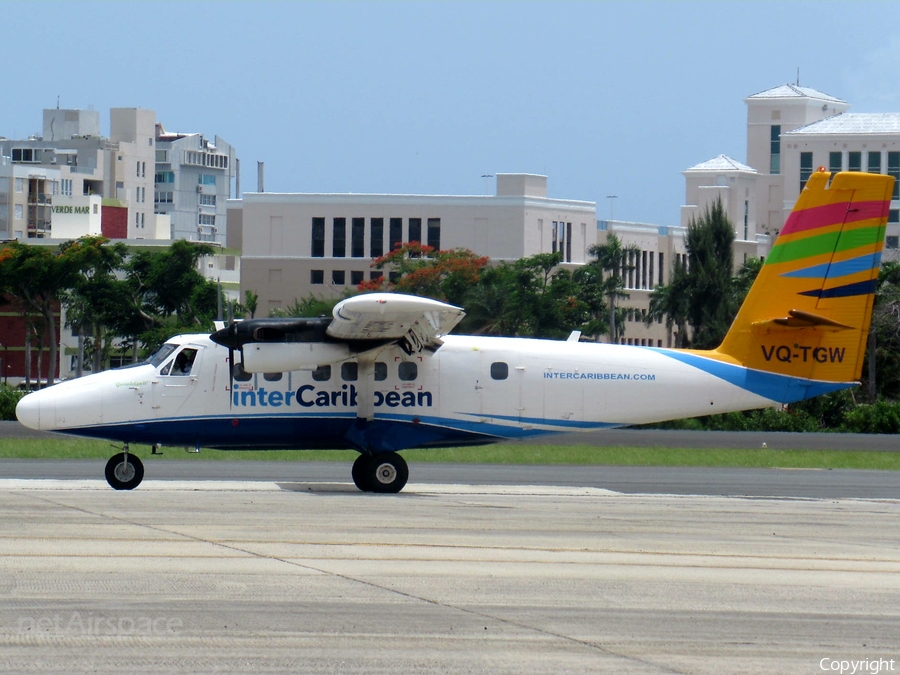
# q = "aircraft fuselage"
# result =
<box><xmin>16</xmin><ymin>332</ymin><xmax>818</xmax><ymax>453</ymax></box>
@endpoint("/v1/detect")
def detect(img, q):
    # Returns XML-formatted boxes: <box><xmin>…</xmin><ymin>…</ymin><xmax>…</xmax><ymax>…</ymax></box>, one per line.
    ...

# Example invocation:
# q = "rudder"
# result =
<box><xmin>715</xmin><ymin>169</ymin><xmax>894</xmax><ymax>384</ymax></box>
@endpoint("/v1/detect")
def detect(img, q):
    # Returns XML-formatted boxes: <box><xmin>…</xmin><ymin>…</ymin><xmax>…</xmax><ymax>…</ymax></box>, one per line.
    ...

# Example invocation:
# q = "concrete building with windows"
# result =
<box><xmin>0</xmin><ymin>156</ymin><xmax>60</xmax><ymax>240</ymax></box>
<box><xmin>0</xmin><ymin>107</ymin><xmax>238</xmax><ymax>245</ymax></box>
<box><xmin>608</xmin><ymin>83</ymin><xmax>900</xmax><ymax>346</ymax></box>
<box><xmin>233</xmin><ymin>174</ymin><xmax>597</xmax><ymax>315</ymax></box>
<box><xmin>781</xmin><ymin>113</ymin><xmax>900</xmax><ymax>256</ymax></box>
<box><xmin>0</xmin><ymin>108</ymin><xmax>159</xmax><ymax>240</ymax></box>
<box><xmin>595</xmin><ymin>218</ymin><xmax>689</xmax><ymax>347</ymax></box>
<box><xmin>154</xmin><ymin>125</ymin><xmax>237</xmax><ymax>244</ymax></box>
<box><xmin>744</xmin><ymin>84</ymin><xmax>849</xmax><ymax>233</ymax></box>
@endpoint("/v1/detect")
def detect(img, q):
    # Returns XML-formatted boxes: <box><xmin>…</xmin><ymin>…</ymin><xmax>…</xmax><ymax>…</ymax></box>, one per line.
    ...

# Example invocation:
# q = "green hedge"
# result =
<box><xmin>0</xmin><ymin>384</ymin><xmax>24</xmax><ymax>421</ymax></box>
<box><xmin>642</xmin><ymin>391</ymin><xmax>900</xmax><ymax>434</ymax></box>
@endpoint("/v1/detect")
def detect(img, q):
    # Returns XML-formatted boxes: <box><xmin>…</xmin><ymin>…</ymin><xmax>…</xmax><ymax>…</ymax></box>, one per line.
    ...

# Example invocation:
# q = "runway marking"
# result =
<box><xmin>2</xmin><ymin>480</ymin><xmax>899</xmax><ymax>505</ymax></box>
<box><xmin>0</xmin><ymin>479</ymin><xmax>620</xmax><ymax>497</ymax></box>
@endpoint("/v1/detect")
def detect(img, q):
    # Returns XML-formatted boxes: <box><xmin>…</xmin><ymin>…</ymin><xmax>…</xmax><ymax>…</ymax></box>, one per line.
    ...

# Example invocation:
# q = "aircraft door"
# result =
<box><xmin>152</xmin><ymin>346</ymin><xmax>203</xmax><ymax>417</ymax></box>
<box><xmin>438</xmin><ymin>347</ymin><xmax>482</xmax><ymax>417</ymax></box>
<box><xmin>541</xmin><ymin>356</ymin><xmax>584</xmax><ymax>426</ymax></box>
<box><xmin>478</xmin><ymin>353</ymin><xmax>527</xmax><ymax>422</ymax></box>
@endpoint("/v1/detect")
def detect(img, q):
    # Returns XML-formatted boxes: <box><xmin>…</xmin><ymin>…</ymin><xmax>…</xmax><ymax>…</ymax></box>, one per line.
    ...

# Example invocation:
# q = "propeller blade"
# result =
<box><xmin>227</xmin><ymin>301</ymin><xmax>235</xmax><ymax>409</ymax></box>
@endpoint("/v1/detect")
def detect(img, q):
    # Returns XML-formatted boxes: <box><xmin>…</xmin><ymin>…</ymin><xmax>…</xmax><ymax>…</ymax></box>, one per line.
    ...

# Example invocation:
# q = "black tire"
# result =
<box><xmin>367</xmin><ymin>452</ymin><xmax>409</xmax><ymax>494</ymax></box>
<box><xmin>351</xmin><ymin>454</ymin><xmax>373</xmax><ymax>492</ymax></box>
<box><xmin>105</xmin><ymin>453</ymin><xmax>144</xmax><ymax>490</ymax></box>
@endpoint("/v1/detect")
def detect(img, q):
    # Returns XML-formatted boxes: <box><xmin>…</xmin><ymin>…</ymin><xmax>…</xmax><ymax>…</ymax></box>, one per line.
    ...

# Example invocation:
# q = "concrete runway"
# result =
<box><xmin>2</xmin><ymin>420</ymin><xmax>899</xmax><ymax>451</ymax></box>
<box><xmin>1</xmin><ymin>479</ymin><xmax>899</xmax><ymax>673</ymax></box>
<box><xmin>4</xmin><ymin>459</ymin><xmax>900</xmax><ymax>500</ymax></box>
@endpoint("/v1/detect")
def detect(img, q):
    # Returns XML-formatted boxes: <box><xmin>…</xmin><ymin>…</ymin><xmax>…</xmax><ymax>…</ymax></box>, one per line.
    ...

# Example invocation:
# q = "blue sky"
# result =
<box><xmin>6</xmin><ymin>1</ymin><xmax>900</xmax><ymax>226</ymax></box>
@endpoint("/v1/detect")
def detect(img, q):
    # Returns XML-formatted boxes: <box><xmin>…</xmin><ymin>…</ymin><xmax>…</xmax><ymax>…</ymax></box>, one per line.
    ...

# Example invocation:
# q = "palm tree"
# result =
<box><xmin>867</xmin><ymin>261</ymin><xmax>900</xmax><ymax>400</ymax></box>
<box><xmin>586</xmin><ymin>234</ymin><xmax>639</xmax><ymax>343</ymax></box>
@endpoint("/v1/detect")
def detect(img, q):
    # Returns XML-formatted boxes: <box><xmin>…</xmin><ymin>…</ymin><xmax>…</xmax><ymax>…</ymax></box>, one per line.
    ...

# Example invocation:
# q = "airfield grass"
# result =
<box><xmin>0</xmin><ymin>437</ymin><xmax>898</xmax><ymax>471</ymax></box>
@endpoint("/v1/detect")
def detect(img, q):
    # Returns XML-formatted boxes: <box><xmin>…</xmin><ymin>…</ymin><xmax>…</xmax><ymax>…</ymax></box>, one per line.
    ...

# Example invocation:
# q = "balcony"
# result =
<box><xmin>27</xmin><ymin>193</ymin><xmax>52</xmax><ymax>205</ymax></box>
<box><xmin>27</xmin><ymin>219</ymin><xmax>51</xmax><ymax>234</ymax></box>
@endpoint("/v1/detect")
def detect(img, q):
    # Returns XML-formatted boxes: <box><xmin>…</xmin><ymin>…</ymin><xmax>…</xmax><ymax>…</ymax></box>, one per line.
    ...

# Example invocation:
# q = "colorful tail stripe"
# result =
<box><xmin>712</xmin><ymin>170</ymin><xmax>894</xmax><ymax>388</ymax></box>
<box><xmin>781</xmin><ymin>251</ymin><xmax>883</xmax><ymax>280</ymax></box>
<box><xmin>799</xmin><ymin>279</ymin><xmax>878</xmax><ymax>299</ymax></box>
<box><xmin>779</xmin><ymin>199</ymin><xmax>889</xmax><ymax>236</ymax></box>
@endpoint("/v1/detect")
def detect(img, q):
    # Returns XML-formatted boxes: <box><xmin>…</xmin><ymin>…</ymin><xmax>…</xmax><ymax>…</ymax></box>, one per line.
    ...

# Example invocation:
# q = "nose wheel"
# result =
<box><xmin>105</xmin><ymin>452</ymin><xmax>144</xmax><ymax>490</ymax></box>
<box><xmin>351</xmin><ymin>452</ymin><xmax>408</xmax><ymax>493</ymax></box>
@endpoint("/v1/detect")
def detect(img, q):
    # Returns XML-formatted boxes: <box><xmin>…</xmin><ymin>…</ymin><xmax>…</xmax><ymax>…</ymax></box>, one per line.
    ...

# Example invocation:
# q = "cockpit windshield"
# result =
<box><xmin>146</xmin><ymin>343</ymin><xmax>178</xmax><ymax>368</ymax></box>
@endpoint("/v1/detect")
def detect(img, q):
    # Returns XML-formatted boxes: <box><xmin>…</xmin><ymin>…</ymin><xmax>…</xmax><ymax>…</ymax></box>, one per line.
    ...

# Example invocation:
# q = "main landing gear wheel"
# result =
<box><xmin>352</xmin><ymin>452</ymin><xmax>409</xmax><ymax>493</ymax></box>
<box><xmin>105</xmin><ymin>453</ymin><xmax>144</xmax><ymax>490</ymax></box>
<box><xmin>351</xmin><ymin>454</ymin><xmax>373</xmax><ymax>492</ymax></box>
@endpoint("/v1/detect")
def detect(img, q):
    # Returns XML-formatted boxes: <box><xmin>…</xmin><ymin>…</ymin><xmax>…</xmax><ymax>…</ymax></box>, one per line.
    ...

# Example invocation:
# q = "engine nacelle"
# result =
<box><xmin>241</xmin><ymin>342</ymin><xmax>351</xmax><ymax>373</ymax></box>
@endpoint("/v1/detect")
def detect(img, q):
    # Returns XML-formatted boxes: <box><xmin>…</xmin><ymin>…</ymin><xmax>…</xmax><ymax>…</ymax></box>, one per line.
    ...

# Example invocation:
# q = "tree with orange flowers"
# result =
<box><xmin>359</xmin><ymin>242</ymin><xmax>488</xmax><ymax>307</ymax></box>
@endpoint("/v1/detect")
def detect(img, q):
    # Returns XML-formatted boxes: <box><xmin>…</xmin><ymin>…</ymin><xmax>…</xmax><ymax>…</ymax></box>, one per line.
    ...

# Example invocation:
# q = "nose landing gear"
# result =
<box><xmin>105</xmin><ymin>448</ymin><xmax>145</xmax><ymax>490</ymax></box>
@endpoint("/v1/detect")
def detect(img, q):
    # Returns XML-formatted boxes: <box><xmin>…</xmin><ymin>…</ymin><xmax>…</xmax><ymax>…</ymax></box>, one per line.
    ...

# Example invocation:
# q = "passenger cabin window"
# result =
<box><xmin>263</xmin><ymin>372</ymin><xmax>283</xmax><ymax>382</ymax></box>
<box><xmin>374</xmin><ymin>362</ymin><xmax>387</xmax><ymax>381</ymax></box>
<box><xmin>312</xmin><ymin>365</ymin><xmax>331</xmax><ymax>381</ymax></box>
<box><xmin>491</xmin><ymin>362</ymin><xmax>509</xmax><ymax>380</ymax></box>
<box><xmin>398</xmin><ymin>362</ymin><xmax>417</xmax><ymax>381</ymax></box>
<box><xmin>341</xmin><ymin>362</ymin><xmax>358</xmax><ymax>381</ymax></box>
<box><xmin>233</xmin><ymin>362</ymin><xmax>252</xmax><ymax>382</ymax></box>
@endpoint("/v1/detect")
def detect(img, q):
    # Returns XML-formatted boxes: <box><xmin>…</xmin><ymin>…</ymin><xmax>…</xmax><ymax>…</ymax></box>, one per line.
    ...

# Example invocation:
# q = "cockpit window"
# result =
<box><xmin>160</xmin><ymin>348</ymin><xmax>198</xmax><ymax>376</ymax></box>
<box><xmin>147</xmin><ymin>343</ymin><xmax>178</xmax><ymax>367</ymax></box>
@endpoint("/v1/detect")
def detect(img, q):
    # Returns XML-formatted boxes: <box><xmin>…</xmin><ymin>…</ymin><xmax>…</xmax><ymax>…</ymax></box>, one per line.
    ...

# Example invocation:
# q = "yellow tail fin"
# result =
<box><xmin>713</xmin><ymin>169</ymin><xmax>893</xmax><ymax>384</ymax></box>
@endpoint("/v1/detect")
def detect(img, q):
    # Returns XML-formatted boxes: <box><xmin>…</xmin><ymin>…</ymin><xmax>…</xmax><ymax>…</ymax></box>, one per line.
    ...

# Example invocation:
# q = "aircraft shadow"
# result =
<box><xmin>275</xmin><ymin>482</ymin><xmax>421</xmax><ymax>496</ymax></box>
<box><xmin>276</xmin><ymin>482</ymin><xmax>365</xmax><ymax>494</ymax></box>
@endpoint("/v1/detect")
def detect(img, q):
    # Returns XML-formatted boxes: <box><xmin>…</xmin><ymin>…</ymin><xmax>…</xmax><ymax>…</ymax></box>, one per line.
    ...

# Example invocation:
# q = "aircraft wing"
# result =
<box><xmin>327</xmin><ymin>293</ymin><xmax>465</xmax><ymax>353</ymax></box>
<box><xmin>210</xmin><ymin>294</ymin><xmax>465</xmax><ymax>372</ymax></box>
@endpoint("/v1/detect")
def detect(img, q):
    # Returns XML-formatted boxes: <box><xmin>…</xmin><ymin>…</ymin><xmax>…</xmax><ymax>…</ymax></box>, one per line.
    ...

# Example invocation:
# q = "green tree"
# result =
<box><xmin>731</xmin><ymin>256</ymin><xmax>763</xmax><ymax>310</ymax></box>
<box><xmin>242</xmin><ymin>290</ymin><xmax>259</xmax><ymax>319</ymax></box>
<box><xmin>269</xmin><ymin>295</ymin><xmax>341</xmax><ymax>318</ymax></box>
<box><xmin>645</xmin><ymin>275</ymin><xmax>688</xmax><ymax>348</ymax></box>
<box><xmin>59</xmin><ymin>236</ymin><xmax>129</xmax><ymax>375</ymax></box>
<box><xmin>115</xmin><ymin>240</ymin><xmax>218</xmax><ymax>355</ymax></box>
<box><xmin>584</xmin><ymin>234</ymin><xmax>639</xmax><ymax>343</ymax></box>
<box><xmin>648</xmin><ymin>199</ymin><xmax>735</xmax><ymax>349</ymax></box>
<box><xmin>864</xmin><ymin>261</ymin><xmax>900</xmax><ymax>400</ymax></box>
<box><xmin>462</xmin><ymin>252</ymin><xmax>590</xmax><ymax>338</ymax></box>
<box><xmin>362</xmin><ymin>242</ymin><xmax>489</xmax><ymax>307</ymax></box>
<box><xmin>682</xmin><ymin>198</ymin><xmax>735</xmax><ymax>348</ymax></box>
<box><xmin>0</xmin><ymin>242</ymin><xmax>81</xmax><ymax>388</ymax></box>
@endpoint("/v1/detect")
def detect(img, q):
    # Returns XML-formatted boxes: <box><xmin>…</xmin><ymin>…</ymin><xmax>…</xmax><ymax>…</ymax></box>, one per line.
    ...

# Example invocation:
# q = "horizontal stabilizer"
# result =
<box><xmin>752</xmin><ymin>309</ymin><xmax>853</xmax><ymax>331</ymax></box>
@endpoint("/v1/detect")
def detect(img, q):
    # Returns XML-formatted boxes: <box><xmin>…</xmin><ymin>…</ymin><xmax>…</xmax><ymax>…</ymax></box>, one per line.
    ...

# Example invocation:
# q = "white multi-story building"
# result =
<box><xmin>0</xmin><ymin>156</ymin><xmax>60</xmax><ymax>239</ymax></box>
<box><xmin>0</xmin><ymin>108</ymin><xmax>159</xmax><ymax>240</ymax></box>
<box><xmin>586</xmin><ymin>83</ymin><xmax>900</xmax><ymax>346</ymax></box>
<box><xmin>0</xmin><ymin>107</ymin><xmax>238</xmax><ymax>244</ymax></box>
<box><xmin>233</xmin><ymin>174</ymin><xmax>597</xmax><ymax>315</ymax></box>
<box><xmin>744</xmin><ymin>84</ymin><xmax>849</xmax><ymax>234</ymax></box>
<box><xmin>595</xmin><ymin>218</ymin><xmax>688</xmax><ymax>347</ymax></box>
<box><xmin>154</xmin><ymin>125</ymin><xmax>237</xmax><ymax>244</ymax></box>
<box><xmin>781</xmin><ymin>113</ymin><xmax>900</xmax><ymax>258</ymax></box>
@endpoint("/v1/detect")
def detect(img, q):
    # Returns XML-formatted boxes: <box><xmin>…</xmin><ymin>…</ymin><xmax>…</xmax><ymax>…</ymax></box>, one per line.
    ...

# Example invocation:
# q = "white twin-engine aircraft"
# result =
<box><xmin>15</xmin><ymin>171</ymin><xmax>895</xmax><ymax>493</ymax></box>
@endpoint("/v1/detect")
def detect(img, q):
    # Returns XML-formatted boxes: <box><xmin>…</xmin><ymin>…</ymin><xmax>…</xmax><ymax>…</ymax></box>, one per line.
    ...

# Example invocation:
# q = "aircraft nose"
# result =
<box><xmin>15</xmin><ymin>392</ymin><xmax>41</xmax><ymax>430</ymax></box>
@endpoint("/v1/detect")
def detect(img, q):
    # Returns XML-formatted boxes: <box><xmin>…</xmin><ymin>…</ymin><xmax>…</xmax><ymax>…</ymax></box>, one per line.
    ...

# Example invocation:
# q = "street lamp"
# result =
<box><xmin>606</xmin><ymin>195</ymin><xmax>618</xmax><ymax>221</ymax></box>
